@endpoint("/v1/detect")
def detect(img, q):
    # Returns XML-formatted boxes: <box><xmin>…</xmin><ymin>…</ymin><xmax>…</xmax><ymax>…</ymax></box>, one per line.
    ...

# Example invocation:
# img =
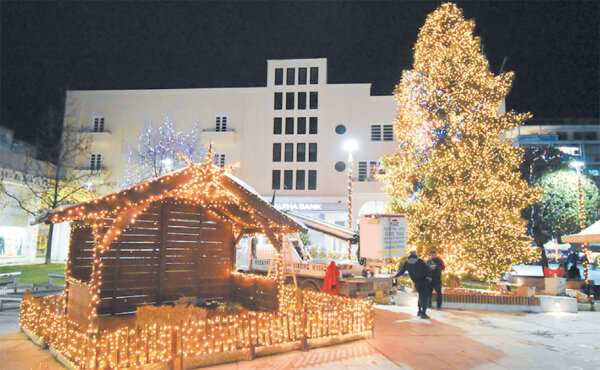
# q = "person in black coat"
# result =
<box><xmin>427</xmin><ymin>250</ymin><xmax>445</xmax><ymax>310</ymax></box>
<box><xmin>396</xmin><ymin>250</ymin><xmax>432</xmax><ymax>318</ymax></box>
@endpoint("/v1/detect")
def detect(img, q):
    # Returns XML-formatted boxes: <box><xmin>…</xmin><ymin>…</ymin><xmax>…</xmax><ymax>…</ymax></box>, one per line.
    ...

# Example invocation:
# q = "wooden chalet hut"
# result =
<box><xmin>38</xmin><ymin>160</ymin><xmax>305</xmax><ymax>328</ymax></box>
<box><xmin>21</xmin><ymin>159</ymin><xmax>373</xmax><ymax>369</ymax></box>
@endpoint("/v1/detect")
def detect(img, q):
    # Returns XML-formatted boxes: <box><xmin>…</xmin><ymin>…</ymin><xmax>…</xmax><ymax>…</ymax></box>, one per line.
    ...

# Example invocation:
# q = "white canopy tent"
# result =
<box><xmin>544</xmin><ymin>239</ymin><xmax>571</xmax><ymax>251</ymax></box>
<box><xmin>562</xmin><ymin>220</ymin><xmax>600</xmax><ymax>244</ymax></box>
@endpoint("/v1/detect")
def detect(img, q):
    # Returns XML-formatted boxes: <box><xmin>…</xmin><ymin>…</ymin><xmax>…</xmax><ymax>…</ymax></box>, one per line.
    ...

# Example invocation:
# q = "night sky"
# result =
<box><xmin>1</xmin><ymin>1</ymin><xmax>598</xmax><ymax>145</ymax></box>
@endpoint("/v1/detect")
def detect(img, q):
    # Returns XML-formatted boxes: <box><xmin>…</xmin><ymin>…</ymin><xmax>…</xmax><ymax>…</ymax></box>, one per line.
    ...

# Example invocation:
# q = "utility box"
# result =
<box><xmin>359</xmin><ymin>214</ymin><xmax>407</xmax><ymax>259</ymax></box>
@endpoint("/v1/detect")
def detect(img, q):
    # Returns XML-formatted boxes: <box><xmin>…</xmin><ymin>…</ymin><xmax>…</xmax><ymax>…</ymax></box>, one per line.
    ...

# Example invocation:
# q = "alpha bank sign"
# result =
<box><xmin>275</xmin><ymin>202</ymin><xmax>322</xmax><ymax>211</ymax></box>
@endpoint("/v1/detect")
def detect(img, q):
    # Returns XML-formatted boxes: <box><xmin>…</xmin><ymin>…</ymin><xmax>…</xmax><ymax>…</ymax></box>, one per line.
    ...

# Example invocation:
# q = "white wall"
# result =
<box><xmin>66</xmin><ymin>58</ymin><xmax>398</xmax><ymax>227</ymax></box>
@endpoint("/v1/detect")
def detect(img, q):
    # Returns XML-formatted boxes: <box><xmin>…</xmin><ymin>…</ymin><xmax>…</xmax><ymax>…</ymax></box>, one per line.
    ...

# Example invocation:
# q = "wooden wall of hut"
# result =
<box><xmin>67</xmin><ymin>198</ymin><xmax>236</xmax><ymax>316</ymax></box>
<box><xmin>231</xmin><ymin>274</ymin><xmax>279</xmax><ymax>312</ymax></box>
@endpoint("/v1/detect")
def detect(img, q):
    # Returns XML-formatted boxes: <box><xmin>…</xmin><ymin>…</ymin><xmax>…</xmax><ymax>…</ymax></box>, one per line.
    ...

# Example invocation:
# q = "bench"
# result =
<box><xmin>48</xmin><ymin>273</ymin><xmax>65</xmax><ymax>286</ymax></box>
<box><xmin>0</xmin><ymin>297</ymin><xmax>22</xmax><ymax>311</ymax></box>
<box><xmin>0</xmin><ymin>272</ymin><xmax>21</xmax><ymax>293</ymax></box>
<box><xmin>32</xmin><ymin>273</ymin><xmax>65</xmax><ymax>292</ymax></box>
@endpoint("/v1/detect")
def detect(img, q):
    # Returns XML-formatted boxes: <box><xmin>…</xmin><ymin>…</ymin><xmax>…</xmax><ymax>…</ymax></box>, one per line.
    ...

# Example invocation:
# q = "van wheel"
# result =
<box><xmin>301</xmin><ymin>280</ymin><xmax>320</xmax><ymax>292</ymax></box>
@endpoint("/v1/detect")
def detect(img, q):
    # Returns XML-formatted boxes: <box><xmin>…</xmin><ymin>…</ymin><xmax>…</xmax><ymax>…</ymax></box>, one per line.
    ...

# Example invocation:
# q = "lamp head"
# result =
<box><xmin>570</xmin><ymin>161</ymin><xmax>584</xmax><ymax>170</ymax></box>
<box><xmin>343</xmin><ymin>139</ymin><xmax>358</xmax><ymax>153</ymax></box>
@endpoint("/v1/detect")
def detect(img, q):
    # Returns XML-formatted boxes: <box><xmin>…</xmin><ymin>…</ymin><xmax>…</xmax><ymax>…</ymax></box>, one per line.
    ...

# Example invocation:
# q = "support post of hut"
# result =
<box><xmin>301</xmin><ymin>310</ymin><xmax>309</xmax><ymax>351</ymax></box>
<box><xmin>247</xmin><ymin>344</ymin><xmax>256</xmax><ymax>360</ymax></box>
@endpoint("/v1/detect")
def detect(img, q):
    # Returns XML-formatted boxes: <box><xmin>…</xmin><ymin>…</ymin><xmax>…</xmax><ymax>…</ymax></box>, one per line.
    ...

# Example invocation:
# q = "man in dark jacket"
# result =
<box><xmin>396</xmin><ymin>250</ymin><xmax>432</xmax><ymax>318</ymax></box>
<box><xmin>427</xmin><ymin>250</ymin><xmax>445</xmax><ymax>310</ymax></box>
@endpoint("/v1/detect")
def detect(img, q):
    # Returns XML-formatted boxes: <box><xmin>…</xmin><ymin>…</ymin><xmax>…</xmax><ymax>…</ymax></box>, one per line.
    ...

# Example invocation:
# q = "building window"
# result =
<box><xmin>358</xmin><ymin>160</ymin><xmax>382</xmax><ymax>181</ymax></box>
<box><xmin>275</xmin><ymin>68</ymin><xmax>283</xmax><ymax>85</ymax></box>
<box><xmin>358</xmin><ymin>161</ymin><xmax>368</xmax><ymax>181</ymax></box>
<box><xmin>284</xmin><ymin>170</ymin><xmax>293</xmax><ymax>190</ymax></box>
<box><xmin>93</xmin><ymin>117</ymin><xmax>105</xmax><ymax>132</ymax></box>
<box><xmin>273</xmin><ymin>117</ymin><xmax>282</xmax><ymax>134</ymax></box>
<box><xmin>284</xmin><ymin>143</ymin><xmax>294</xmax><ymax>162</ymax></box>
<box><xmin>371</xmin><ymin>125</ymin><xmax>382</xmax><ymax>141</ymax></box>
<box><xmin>310</xmin><ymin>67</ymin><xmax>318</xmax><ymax>84</ymax></box>
<box><xmin>297</xmin><ymin>117</ymin><xmax>306</xmax><ymax>134</ymax></box>
<box><xmin>297</xmin><ymin>92</ymin><xmax>306</xmax><ymax>110</ymax></box>
<box><xmin>273</xmin><ymin>143</ymin><xmax>282</xmax><ymax>162</ymax></box>
<box><xmin>213</xmin><ymin>153</ymin><xmax>226</xmax><ymax>167</ymax></box>
<box><xmin>309</xmin><ymin>92</ymin><xmax>318</xmax><ymax>109</ymax></box>
<box><xmin>309</xmin><ymin>117</ymin><xmax>318</xmax><ymax>134</ymax></box>
<box><xmin>272</xmin><ymin>170</ymin><xmax>281</xmax><ymax>190</ymax></box>
<box><xmin>286</xmin><ymin>68</ymin><xmax>295</xmax><ymax>85</ymax></box>
<box><xmin>308</xmin><ymin>170</ymin><xmax>317</xmax><ymax>190</ymax></box>
<box><xmin>574</xmin><ymin>131</ymin><xmax>598</xmax><ymax>140</ymax></box>
<box><xmin>215</xmin><ymin>116</ymin><xmax>227</xmax><ymax>132</ymax></box>
<box><xmin>274</xmin><ymin>92</ymin><xmax>283</xmax><ymax>110</ymax></box>
<box><xmin>308</xmin><ymin>143</ymin><xmax>317</xmax><ymax>162</ymax></box>
<box><xmin>556</xmin><ymin>131</ymin><xmax>568</xmax><ymax>140</ymax></box>
<box><xmin>90</xmin><ymin>154</ymin><xmax>102</xmax><ymax>171</ymax></box>
<box><xmin>297</xmin><ymin>143</ymin><xmax>306</xmax><ymax>162</ymax></box>
<box><xmin>286</xmin><ymin>92</ymin><xmax>295</xmax><ymax>110</ymax></box>
<box><xmin>285</xmin><ymin>118</ymin><xmax>294</xmax><ymax>134</ymax></box>
<box><xmin>371</xmin><ymin>124</ymin><xmax>394</xmax><ymax>141</ymax></box>
<box><xmin>296</xmin><ymin>170</ymin><xmax>305</xmax><ymax>190</ymax></box>
<box><xmin>298</xmin><ymin>68</ymin><xmax>307</xmax><ymax>84</ymax></box>
<box><xmin>383</xmin><ymin>124</ymin><xmax>394</xmax><ymax>141</ymax></box>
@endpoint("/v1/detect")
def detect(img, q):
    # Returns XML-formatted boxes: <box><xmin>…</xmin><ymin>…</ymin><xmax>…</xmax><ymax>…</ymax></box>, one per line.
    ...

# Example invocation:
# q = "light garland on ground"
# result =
<box><xmin>20</xmin><ymin>279</ymin><xmax>373</xmax><ymax>368</ymax></box>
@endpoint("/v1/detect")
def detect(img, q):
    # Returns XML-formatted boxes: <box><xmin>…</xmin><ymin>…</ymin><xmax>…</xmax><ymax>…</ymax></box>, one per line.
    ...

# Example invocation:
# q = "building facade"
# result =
<box><xmin>0</xmin><ymin>127</ymin><xmax>70</xmax><ymax>264</ymax></box>
<box><xmin>65</xmin><ymin>58</ymin><xmax>398</xmax><ymax>251</ymax></box>
<box><xmin>502</xmin><ymin>119</ymin><xmax>600</xmax><ymax>177</ymax></box>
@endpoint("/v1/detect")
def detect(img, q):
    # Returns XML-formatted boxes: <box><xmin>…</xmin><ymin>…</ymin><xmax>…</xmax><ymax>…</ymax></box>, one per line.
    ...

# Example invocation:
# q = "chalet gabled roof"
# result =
<box><xmin>37</xmin><ymin>160</ymin><xmax>306</xmax><ymax>236</ymax></box>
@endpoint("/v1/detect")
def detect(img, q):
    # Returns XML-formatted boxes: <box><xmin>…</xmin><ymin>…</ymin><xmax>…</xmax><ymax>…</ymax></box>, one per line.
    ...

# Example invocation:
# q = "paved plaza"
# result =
<box><xmin>1</xmin><ymin>305</ymin><xmax>599</xmax><ymax>369</ymax></box>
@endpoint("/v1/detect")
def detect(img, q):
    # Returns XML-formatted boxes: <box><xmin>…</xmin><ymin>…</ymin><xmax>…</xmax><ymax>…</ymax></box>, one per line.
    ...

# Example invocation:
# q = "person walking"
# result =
<box><xmin>395</xmin><ymin>250</ymin><xmax>432</xmax><ymax>319</ymax></box>
<box><xmin>427</xmin><ymin>250</ymin><xmax>445</xmax><ymax>310</ymax></box>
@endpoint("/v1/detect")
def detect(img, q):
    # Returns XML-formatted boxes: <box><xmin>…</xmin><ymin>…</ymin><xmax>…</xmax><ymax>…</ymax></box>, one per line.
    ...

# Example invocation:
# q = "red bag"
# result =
<box><xmin>543</xmin><ymin>267</ymin><xmax>564</xmax><ymax>278</ymax></box>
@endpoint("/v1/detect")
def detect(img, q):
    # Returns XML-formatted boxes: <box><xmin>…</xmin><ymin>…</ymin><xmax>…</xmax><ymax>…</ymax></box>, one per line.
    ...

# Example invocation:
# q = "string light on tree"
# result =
<box><xmin>379</xmin><ymin>3</ymin><xmax>542</xmax><ymax>282</ymax></box>
<box><xmin>122</xmin><ymin>115</ymin><xmax>204</xmax><ymax>188</ymax></box>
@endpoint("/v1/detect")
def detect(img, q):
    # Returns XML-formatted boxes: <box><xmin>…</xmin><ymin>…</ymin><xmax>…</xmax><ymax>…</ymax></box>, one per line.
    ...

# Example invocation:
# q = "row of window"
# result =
<box><xmin>215</xmin><ymin>116</ymin><xmax>228</xmax><ymax>132</ymax></box>
<box><xmin>273</xmin><ymin>117</ymin><xmax>318</xmax><ymax>135</ymax></box>
<box><xmin>274</xmin><ymin>92</ymin><xmax>318</xmax><ymax>110</ymax></box>
<box><xmin>371</xmin><ymin>124</ymin><xmax>394</xmax><ymax>141</ymax></box>
<box><xmin>273</xmin><ymin>143</ymin><xmax>317</xmax><ymax>162</ymax></box>
<box><xmin>213</xmin><ymin>153</ymin><xmax>226</xmax><ymax>167</ymax></box>
<box><xmin>93</xmin><ymin>117</ymin><xmax>105</xmax><ymax>133</ymax></box>
<box><xmin>275</xmin><ymin>67</ymin><xmax>319</xmax><ymax>86</ymax></box>
<box><xmin>90</xmin><ymin>154</ymin><xmax>102</xmax><ymax>170</ymax></box>
<box><xmin>358</xmin><ymin>160</ymin><xmax>384</xmax><ymax>181</ymax></box>
<box><xmin>272</xmin><ymin>169</ymin><xmax>317</xmax><ymax>190</ymax></box>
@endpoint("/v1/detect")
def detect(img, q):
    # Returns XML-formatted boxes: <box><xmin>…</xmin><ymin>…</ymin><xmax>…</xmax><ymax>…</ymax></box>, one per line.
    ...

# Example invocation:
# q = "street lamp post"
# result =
<box><xmin>570</xmin><ymin>161</ymin><xmax>590</xmax><ymax>284</ymax></box>
<box><xmin>343</xmin><ymin>139</ymin><xmax>358</xmax><ymax>260</ymax></box>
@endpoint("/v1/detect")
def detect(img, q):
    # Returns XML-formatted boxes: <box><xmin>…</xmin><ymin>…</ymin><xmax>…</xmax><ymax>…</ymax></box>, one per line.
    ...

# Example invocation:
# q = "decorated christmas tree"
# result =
<box><xmin>380</xmin><ymin>3</ymin><xmax>542</xmax><ymax>281</ymax></box>
<box><xmin>122</xmin><ymin>115</ymin><xmax>203</xmax><ymax>188</ymax></box>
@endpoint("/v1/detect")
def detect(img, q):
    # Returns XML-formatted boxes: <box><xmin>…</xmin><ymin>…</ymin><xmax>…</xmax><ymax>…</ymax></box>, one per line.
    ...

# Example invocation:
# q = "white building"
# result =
<box><xmin>65</xmin><ymin>58</ymin><xmax>398</xmax><ymax>251</ymax></box>
<box><xmin>502</xmin><ymin>119</ymin><xmax>600</xmax><ymax>177</ymax></box>
<box><xmin>0</xmin><ymin>127</ymin><xmax>70</xmax><ymax>264</ymax></box>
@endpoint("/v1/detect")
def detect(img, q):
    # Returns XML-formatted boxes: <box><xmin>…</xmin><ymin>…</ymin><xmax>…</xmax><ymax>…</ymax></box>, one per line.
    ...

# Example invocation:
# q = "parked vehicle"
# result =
<box><xmin>235</xmin><ymin>212</ymin><xmax>407</xmax><ymax>299</ymax></box>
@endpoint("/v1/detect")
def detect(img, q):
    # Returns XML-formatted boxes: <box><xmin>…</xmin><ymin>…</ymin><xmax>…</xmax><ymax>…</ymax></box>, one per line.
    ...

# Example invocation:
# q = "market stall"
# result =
<box><xmin>19</xmin><ymin>156</ymin><xmax>373</xmax><ymax>369</ymax></box>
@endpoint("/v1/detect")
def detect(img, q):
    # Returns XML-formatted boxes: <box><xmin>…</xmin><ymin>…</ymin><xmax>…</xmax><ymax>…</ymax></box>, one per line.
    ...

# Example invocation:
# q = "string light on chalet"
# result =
<box><xmin>379</xmin><ymin>3</ymin><xmax>541</xmax><ymax>282</ymax></box>
<box><xmin>23</xmin><ymin>149</ymin><xmax>374</xmax><ymax>368</ymax></box>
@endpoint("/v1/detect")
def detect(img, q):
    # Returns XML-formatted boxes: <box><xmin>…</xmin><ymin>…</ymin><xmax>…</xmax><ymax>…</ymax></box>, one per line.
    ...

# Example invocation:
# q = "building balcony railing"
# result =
<box><xmin>79</xmin><ymin>129</ymin><xmax>112</xmax><ymax>135</ymax></box>
<box><xmin>201</xmin><ymin>128</ymin><xmax>236</xmax><ymax>143</ymax></box>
